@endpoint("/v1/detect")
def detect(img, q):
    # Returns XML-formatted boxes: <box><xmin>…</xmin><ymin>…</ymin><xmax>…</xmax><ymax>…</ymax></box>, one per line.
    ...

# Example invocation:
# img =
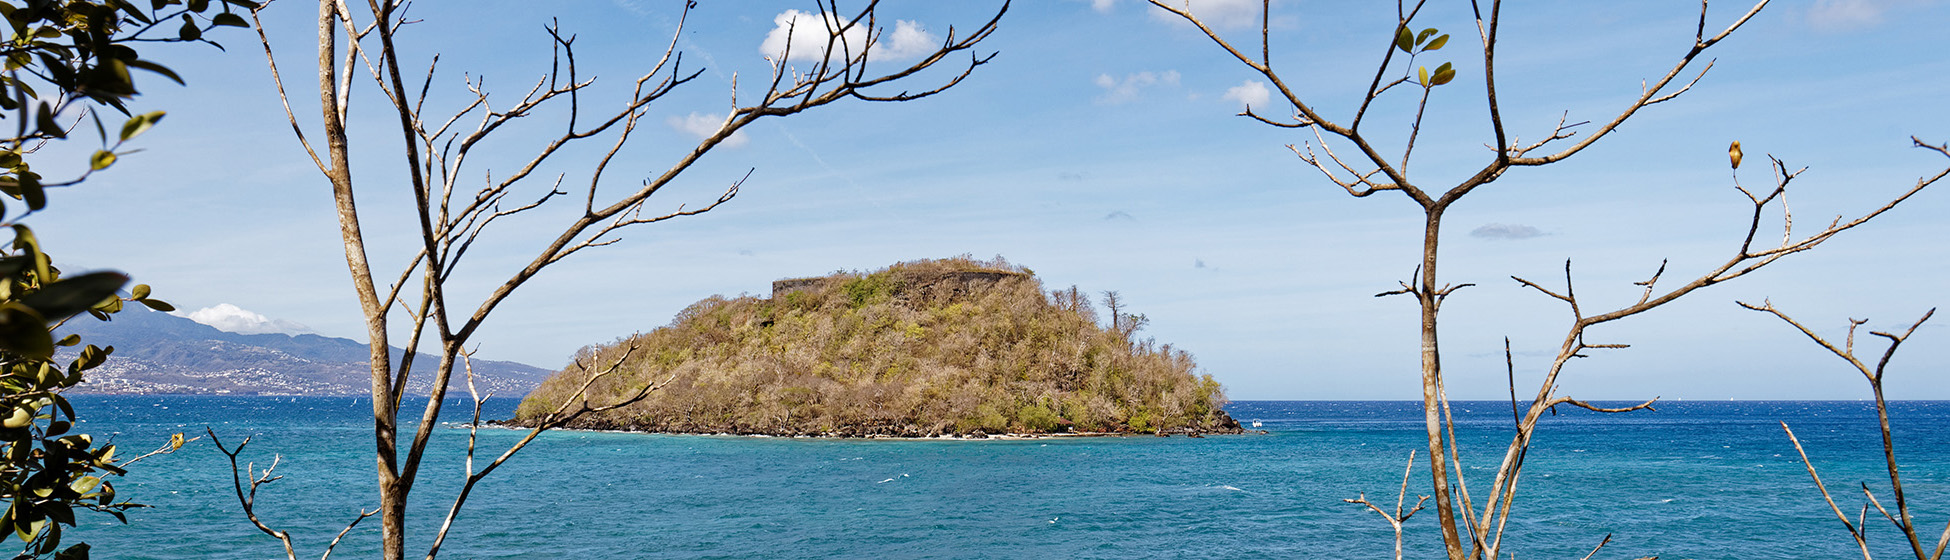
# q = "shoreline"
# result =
<box><xmin>482</xmin><ymin>419</ymin><xmax>1259</xmax><ymax>440</ymax></box>
<box><xmin>493</xmin><ymin>427</ymin><xmax>1269</xmax><ymax>440</ymax></box>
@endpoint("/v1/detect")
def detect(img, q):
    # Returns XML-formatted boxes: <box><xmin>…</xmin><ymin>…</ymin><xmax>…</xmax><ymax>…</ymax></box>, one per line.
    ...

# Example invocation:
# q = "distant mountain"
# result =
<box><xmin>58</xmin><ymin>307</ymin><xmax>553</xmax><ymax>397</ymax></box>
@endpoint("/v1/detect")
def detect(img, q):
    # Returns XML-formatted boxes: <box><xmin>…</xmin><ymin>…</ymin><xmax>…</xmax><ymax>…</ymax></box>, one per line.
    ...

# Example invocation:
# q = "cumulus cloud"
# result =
<box><xmin>1469</xmin><ymin>223</ymin><xmax>1546</xmax><ymax>240</ymax></box>
<box><xmin>1808</xmin><ymin>0</ymin><xmax>1887</xmax><ymax>31</ymax></box>
<box><xmin>1150</xmin><ymin>0</ymin><xmax>1263</xmax><ymax>29</ymax></box>
<box><xmin>880</xmin><ymin>20</ymin><xmax>938</xmax><ymax>59</ymax></box>
<box><xmin>760</xmin><ymin>10</ymin><xmax>940</xmax><ymax>63</ymax></box>
<box><xmin>177</xmin><ymin>304</ymin><xmax>314</xmax><ymax>336</ymax></box>
<box><xmin>1223</xmin><ymin>79</ymin><xmax>1270</xmax><ymax>110</ymax></box>
<box><xmin>1094</xmin><ymin>70</ymin><xmax>1180</xmax><ymax>104</ymax></box>
<box><xmin>666</xmin><ymin>112</ymin><xmax>748</xmax><ymax>148</ymax></box>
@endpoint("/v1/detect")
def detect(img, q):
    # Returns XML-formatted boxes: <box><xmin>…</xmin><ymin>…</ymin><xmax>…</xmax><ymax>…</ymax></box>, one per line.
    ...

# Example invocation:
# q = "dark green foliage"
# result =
<box><xmin>517</xmin><ymin>257</ymin><xmax>1235</xmax><ymax>436</ymax></box>
<box><xmin>0</xmin><ymin>1</ymin><xmax>248</xmax><ymax>556</ymax></box>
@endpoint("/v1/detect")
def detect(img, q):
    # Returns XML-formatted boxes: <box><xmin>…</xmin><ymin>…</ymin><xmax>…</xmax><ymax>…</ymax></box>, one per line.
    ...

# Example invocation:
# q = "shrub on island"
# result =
<box><xmin>512</xmin><ymin>257</ymin><xmax>1240</xmax><ymax>437</ymax></box>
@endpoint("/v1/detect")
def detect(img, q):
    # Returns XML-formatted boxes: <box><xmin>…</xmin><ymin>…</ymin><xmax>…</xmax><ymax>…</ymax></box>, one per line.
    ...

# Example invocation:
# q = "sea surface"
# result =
<box><xmin>54</xmin><ymin>397</ymin><xmax>1950</xmax><ymax>559</ymax></box>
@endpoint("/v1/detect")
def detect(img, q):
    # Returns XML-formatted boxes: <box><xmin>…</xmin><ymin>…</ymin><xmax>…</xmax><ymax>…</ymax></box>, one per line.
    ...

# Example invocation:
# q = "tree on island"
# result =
<box><xmin>1099</xmin><ymin>290</ymin><xmax>1148</xmax><ymax>342</ymax></box>
<box><xmin>218</xmin><ymin>2</ymin><xmax>1010</xmax><ymax>559</ymax></box>
<box><xmin>1150</xmin><ymin>0</ymin><xmax>1946</xmax><ymax>559</ymax></box>
<box><xmin>0</xmin><ymin>2</ymin><xmax>251</xmax><ymax>557</ymax></box>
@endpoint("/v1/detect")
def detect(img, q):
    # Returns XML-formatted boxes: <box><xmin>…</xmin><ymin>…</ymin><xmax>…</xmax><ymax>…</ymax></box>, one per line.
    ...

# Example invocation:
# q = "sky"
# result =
<box><xmin>27</xmin><ymin>0</ymin><xmax>1950</xmax><ymax>400</ymax></box>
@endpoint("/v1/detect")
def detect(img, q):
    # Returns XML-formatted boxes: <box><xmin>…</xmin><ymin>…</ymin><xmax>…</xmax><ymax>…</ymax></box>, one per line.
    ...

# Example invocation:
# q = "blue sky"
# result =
<box><xmin>31</xmin><ymin>0</ymin><xmax>1950</xmax><ymax>399</ymax></box>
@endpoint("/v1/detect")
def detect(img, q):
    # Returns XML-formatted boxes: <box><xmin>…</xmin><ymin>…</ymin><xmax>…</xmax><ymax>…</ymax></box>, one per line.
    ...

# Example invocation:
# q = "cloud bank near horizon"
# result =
<box><xmin>177</xmin><ymin>303</ymin><xmax>315</xmax><ymax>336</ymax></box>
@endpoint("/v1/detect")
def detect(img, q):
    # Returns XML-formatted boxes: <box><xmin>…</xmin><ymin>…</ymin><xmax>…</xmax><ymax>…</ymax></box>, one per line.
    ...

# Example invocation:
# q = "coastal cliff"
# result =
<box><xmin>513</xmin><ymin>257</ymin><xmax>1240</xmax><ymax>437</ymax></box>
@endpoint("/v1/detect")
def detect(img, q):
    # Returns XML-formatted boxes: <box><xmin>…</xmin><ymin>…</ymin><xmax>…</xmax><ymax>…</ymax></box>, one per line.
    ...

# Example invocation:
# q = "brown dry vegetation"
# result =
<box><xmin>512</xmin><ymin>257</ymin><xmax>1238</xmax><ymax>437</ymax></box>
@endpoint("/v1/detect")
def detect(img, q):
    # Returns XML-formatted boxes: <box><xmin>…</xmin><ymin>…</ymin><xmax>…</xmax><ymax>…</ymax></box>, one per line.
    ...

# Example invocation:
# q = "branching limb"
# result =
<box><xmin>209</xmin><ymin>430</ymin><xmax>297</xmax><ymax>560</ymax></box>
<box><xmin>1784</xmin><ymin>422</ymin><xmax>1873</xmax><ymax>560</ymax></box>
<box><xmin>322</xmin><ymin>508</ymin><xmax>379</xmax><ymax>560</ymax></box>
<box><xmin>1579</xmin><ymin>533</ymin><xmax>1612</xmax><ymax>560</ymax></box>
<box><xmin>1545</xmin><ymin>396</ymin><xmax>1659</xmax><ymax>414</ymax></box>
<box><xmin>424</xmin><ymin>343</ymin><xmax>671</xmax><ymax>560</ymax></box>
<box><xmin>115</xmin><ymin>433</ymin><xmax>202</xmax><ymax>468</ymax></box>
<box><xmin>1745</xmin><ymin>303</ymin><xmax>1937</xmax><ymax>560</ymax></box>
<box><xmin>1472</xmin><ymin>138</ymin><xmax>1947</xmax><ymax>557</ymax></box>
<box><xmin>1507</xmin><ymin>0</ymin><xmax>1769</xmax><ymax>167</ymax></box>
<box><xmin>1146</xmin><ymin>0</ymin><xmax>1428</xmax><ymax>207</ymax></box>
<box><xmin>1345</xmin><ymin>451</ymin><xmax>1430</xmax><ymax>560</ymax></box>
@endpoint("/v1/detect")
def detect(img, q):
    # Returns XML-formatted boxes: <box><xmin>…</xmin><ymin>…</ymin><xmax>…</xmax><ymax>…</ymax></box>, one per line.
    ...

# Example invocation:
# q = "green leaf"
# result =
<box><xmin>21</xmin><ymin>272</ymin><xmax>130</xmax><ymax>321</ymax></box>
<box><xmin>54</xmin><ymin>543</ymin><xmax>90</xmax><ymax>560</ymax></box>
<box><xmin>137</xmin><ymin>298</ymin><xmax>173</xmax><ymax>312</ymax></box>
<box><xmin>109</xmin><ymin>0</ymin><xmax>153</xmax><ymax>24</ymax></box>
<box><xmin>188</xmin><ymin>0</ymin><xmax>209</xmax><ymax>12</ymax></box>
<box><xmin>35</xmin><ymin>102</ymin><xmax>64</xmax><ymax>139</ymax></box>
<box><xmin>129</xmin><ymin>284</ymin><xmax>150</xmax><ymax>300</ymax></box>
<box><xmin>68</xmin><ymin>477</ymin><xmax>100</xmax><ymax>496</ymax></box>
<box><xmin>1395</xmin><ymin>26</ymin><xmax>1413</xmax><ymax>53</ymax></box>
<box><xmin>0</xmin><ymin>258</ymin><xmax>34</xmax><ymax>281</ymax></box>
<box><xmin>211</xmin><ymin>12</ymin><xmax>248</xmax><ymax>27</ymax></box>
<box><xmin>13</xmin><ymin>225</ymin><xmax>50</xmax><ymax>281</ymax></box>
<box><xmin>1418</xmin><ymin>66</ymin><xmax>1429</xmax><ymax>87</ymax></box>
<box><xmin>1</xmin><ymin>406</ymin><xmax>33</xmax><ymax>429</ymax></box>
<box><xmin>124</xmin><ymin>60</ymin><xmax>183</xmax><ymax>86</ymax></box>
<box><xmin>119</xmin><ymin>112</ymin><xmax>163</xmax><ymax>141</ymax></box>
<box><xmin>19</xmin><ymin>172</ymin><xmax>44</xmax><ymax>211</ymax></box>
<box><xmin>223</xmin><ymin>0</ymin><xmax>263</xmax><ymax>8</ymax></box>
<box><xmin>89</xmin><ymin>150</ymin><xmax>116</xmax><ymax>171</ymax></box>
<box><xmin>177</xmin><ymin>15</ymin><xmax>201</xmax><ymax>41</ymax></box>
<box><xmin>77</xmin><ymin>345</ymin><xmax>110</xmax><ymax>371</ymax></box>
<box><xmin>54</xmin><ymin>334</ymin><xmax>79</xmax><ymax>347</ymax></box>
<box><xmin>1431</xmin><ymin>63</ymin><xmax>1456</xmax><ymax>86</ymax></box>
<box><xmin>17</xmin><ymin>515</ymin><xmax>45</xmax><ymax>543</ymax></box>
<box><xmin>53</xmin><ymin>394</ymin><xmax>74</xmax><ymax>422</ymax></box>
<box><xmin>1425</xmin><ymin>34</ymin><xmax>1449</xmax><ymax>51</ymax></box>
<box><xmin>1416</xmin><ymin>27</ymin><xmax>1436</xmax><ymax>45</ymax></box>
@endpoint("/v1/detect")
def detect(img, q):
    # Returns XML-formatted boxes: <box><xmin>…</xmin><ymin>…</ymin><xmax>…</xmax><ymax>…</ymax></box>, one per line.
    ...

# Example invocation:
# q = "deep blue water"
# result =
<box><xmin>51</xmin><ymin>397</ymin><xmax>1950</xmax><ymax>559</ymax></box>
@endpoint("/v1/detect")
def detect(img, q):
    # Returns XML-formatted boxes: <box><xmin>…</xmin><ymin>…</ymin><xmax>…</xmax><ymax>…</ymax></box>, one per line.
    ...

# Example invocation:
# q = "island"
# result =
<box><xmin>511</xmin><ymin>257</ymin><xmax>1243</xmax><ymax>437</ymax></box>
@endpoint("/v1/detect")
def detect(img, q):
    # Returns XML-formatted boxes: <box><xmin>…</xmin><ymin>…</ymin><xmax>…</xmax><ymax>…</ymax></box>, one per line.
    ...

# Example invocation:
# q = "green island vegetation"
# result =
<box><xmin>513</xmin><ymin>257</ymin><xmax>1241</xmax><ymax>437</ymax></box>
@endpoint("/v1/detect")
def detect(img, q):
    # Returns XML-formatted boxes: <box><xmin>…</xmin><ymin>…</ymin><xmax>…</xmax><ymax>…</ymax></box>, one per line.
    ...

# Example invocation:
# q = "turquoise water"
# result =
<box><xmin>55</xmin><ymin>397</ymin><xmax>1950</xmax><ymax>559</ymax></box>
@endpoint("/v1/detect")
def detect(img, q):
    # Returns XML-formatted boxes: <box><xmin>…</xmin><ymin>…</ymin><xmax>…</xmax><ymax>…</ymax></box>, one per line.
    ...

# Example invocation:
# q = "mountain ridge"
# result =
<box><xmin>58</xmin><ymin>307</ymin><xmax>551</xmax><ymax>396</ymax></box>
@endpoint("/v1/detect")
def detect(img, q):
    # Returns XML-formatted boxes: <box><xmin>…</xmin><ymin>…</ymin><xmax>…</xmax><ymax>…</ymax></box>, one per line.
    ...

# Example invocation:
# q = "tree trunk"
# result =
<box><xmin>1418</xmin><ymin>210</ymin><xmax>1466</xmax><ymax>560</ymax></box>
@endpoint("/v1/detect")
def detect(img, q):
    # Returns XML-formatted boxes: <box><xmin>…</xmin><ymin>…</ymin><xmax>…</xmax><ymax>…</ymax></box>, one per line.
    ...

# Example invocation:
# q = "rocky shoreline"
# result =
<box><xmin>498</xmin><ymin>410</ymin><xmax>1256</xmax><ymax>439</ymax></box>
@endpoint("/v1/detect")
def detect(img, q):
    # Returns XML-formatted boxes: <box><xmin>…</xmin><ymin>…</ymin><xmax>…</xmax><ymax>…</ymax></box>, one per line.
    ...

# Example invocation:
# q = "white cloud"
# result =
<box><xmin>1091</xmin><ymin>0</ymin><xmax>1118</xmax><ymax>14</ymax></box>
<box><xmin>1808</xmin><ymin>0</ymin><xmax>1887</xmax><ymax>31</ymax></box>
<box><xmin>1223</xmin><ymin>79</ymin><xmax>1270</xmax><ymax>110</ymax></box>
<box><xmin>760</xmin><ymin>10</ymin><xmax>940</xmax><ymax>63</ymax></box>
<box><xmin>177</xmin><ymin>303</ymin><xmax>314</xmax><ymax>335</ymax></box>
<box><xmin>1094</xmin><ymin>70</ymin><xmax>1181</xmax><ymax>104</ymax></box>
<box><xmin>1469</xmin><ymin>223</ymin><xmax>1546</xmax><ymax>240</ymax></box>
<box><xmin>881</xmin><ymin>20</ymin><xmax>938</xmax><ymax>60</ymax></box>
<box><xmin>1150</xmin><ymin>0</ymin><xmax>1264</xmax><ymax>29</ymax></box>
<box><xmin>666</xmin><ymin>112</ymin><xmax>749</xmax><ymax>148</ymax></box>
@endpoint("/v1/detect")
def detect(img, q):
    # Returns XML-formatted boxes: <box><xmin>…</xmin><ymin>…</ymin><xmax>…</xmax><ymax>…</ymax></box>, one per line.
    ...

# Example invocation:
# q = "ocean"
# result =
<box><xmin>55</xmin><ymin>397</ymin><xmax>1950</xmax><ymax>559</ymax></box>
